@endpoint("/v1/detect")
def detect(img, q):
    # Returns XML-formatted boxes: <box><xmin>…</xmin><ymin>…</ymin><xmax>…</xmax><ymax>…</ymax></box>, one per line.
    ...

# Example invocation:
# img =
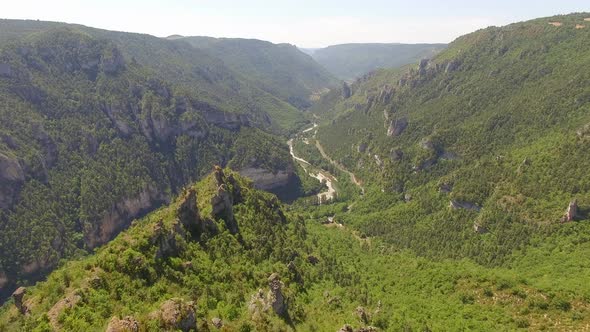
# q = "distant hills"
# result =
<box><xmin>307</xmin><ymin>43</ymin><xmax>446</xmax><ymax>80</ymax></box>
<box><xmin>174</xmin><ymin>36</ymin><xmax>338</xmax><ymax>109</ymax></box>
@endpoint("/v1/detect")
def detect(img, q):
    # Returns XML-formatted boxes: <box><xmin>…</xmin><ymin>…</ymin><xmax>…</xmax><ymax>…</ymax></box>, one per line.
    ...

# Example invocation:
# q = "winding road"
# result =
<box><xmin>288</xmin><ymin>122</ymin><xmax>364</xmax><ymax>202</ymax></box>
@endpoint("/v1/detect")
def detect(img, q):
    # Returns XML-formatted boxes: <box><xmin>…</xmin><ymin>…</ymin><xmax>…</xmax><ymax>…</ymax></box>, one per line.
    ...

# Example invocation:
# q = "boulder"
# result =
<box><xmin>387</xmin><ymin>118</ymin><xmax>408</xmax><ymax>137</ymax></box>
<box><xmin>358</xmin><ymin>143</ymin><xmax>368</xmax><ymax>153</ymax></box>
<box><xmin>211</xmin><ymin>317</ymin><xmax>223</xmax><ymax>329</ymax></box>
<box><xmin>156</xmin><ymin>299</ymin><xmax>197</xmax><ymax>332</ymax></box>
<box><xmin>404</xmin><ymin>193</ymin><xmax>412</xmax><ymax>202</ymax></box>
<box><xmin>106</xmin><ymin>316</ymin><xmax>140</xmax><ymax>332</ymax></box>
<box><xmin>419</xmin><ymin>137</ymin><xmax>435</xmax><ymax>150</ymax></box>
<box><xmin>12</xmin><ymin>287</ymin><xmax>28</xmax><ymax>314</ymax></box>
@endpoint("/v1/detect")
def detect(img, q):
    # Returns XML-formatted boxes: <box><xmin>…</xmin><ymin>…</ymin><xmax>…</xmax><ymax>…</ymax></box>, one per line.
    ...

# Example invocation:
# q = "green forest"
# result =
<box><xmin>2</xmin><ymin>12</ymin><xmax>590</xmax><ymax>332</ymax></box>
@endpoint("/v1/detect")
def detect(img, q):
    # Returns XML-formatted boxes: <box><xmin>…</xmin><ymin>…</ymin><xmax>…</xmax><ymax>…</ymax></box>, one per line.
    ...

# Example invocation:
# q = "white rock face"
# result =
<box><xmin>238</xmin><ymin>167</ymin><xmax>292</xmax><ymax>191</ymax></box>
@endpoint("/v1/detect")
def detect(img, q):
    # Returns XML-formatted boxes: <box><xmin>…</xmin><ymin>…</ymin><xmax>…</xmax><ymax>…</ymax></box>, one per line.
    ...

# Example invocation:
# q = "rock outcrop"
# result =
<box><xmin>211</xmin><ymin>167</ymin><xmax>239</xmax><ymax>234</ymax></box>
<box><xmin>449</xmin><ymin>200</ymin><xmax>481</xmax><ymax>212</ymax></box>
<box><xmin>202</xmin><ymin>108</ymin><xmax>251</xmax><ymax>131</ymax></box>
<box><xmin>445</xmin><ymin>59</ymin><xmax>461</xmax><ymax>73</ymax></box>
<box><xmin>48</xmin><ymin>293</ymin><xmax>82</xmax><ymax>328</ymax></box>
<box><xmin>387</xmin><ymin>118</ymin><xmax>408</xmax><ymax>137</ymax></box>
<box><xmin>12</xmin><ymin>287</ymin><xmax>28</xmax><ymax>315</ymax></box>
<box><xmin>176</xmin><ymin>189</ymin><xmax>201</xmax><ymax>236</ymax></box>
<box><xmin>106</xmin><ymin>316</ymin><xmax>140</xmax><ymax>332</ymax></box>
<box><xmin>561</xmin><ymin>200</ymin><xmax>578</xmax><ymax>223</ymax></box>
<box><xmin>356</xmin><ymin>306</ymin><xmax>369</xmax><ymax>324</ymax></box>
<box><xmin>248</xmin><ymin>273</ymin><xmax>288</xmax><ymax>319</ymax></box>
<box><xmin>268</xmin><ymin>273</ymin><xmax>287</xmax><ymax>317</ymax></box>
<box><xmin>0</xmin><ymin>153</ymin><xmax>25</xmax><ymax>209</ymax></box>
<box><xmin>102</xmin><ymin>104</ymin><xmax>133</xmax><ymax>137</ymax></box>
<box><xmin>101</xmin><ymin>47</ymin><xmax>125</xmax><ymax>74</ymax></box>
<box><xmin>338</xmin><ymin>325</ymin><xmax>354</xmax><ymax>332</ymax></box>
<box><xmin>153</xmin><ymin>299</ymin><xmax>197</xmax><ymax>332</ymax></box>
<box><xmin>153</xmin><ymin>219</ymin><xmax>185</xmax><ymax>259</ymax></box>
<box><xmin>238</xmin><ymin>167</ymin><xmax>293</xmax><ymax>191</ymax></box>
<box><xmin>342</xmin><ymin>82</ymin><xmax>352</xmax><ymax>99</ymax></box>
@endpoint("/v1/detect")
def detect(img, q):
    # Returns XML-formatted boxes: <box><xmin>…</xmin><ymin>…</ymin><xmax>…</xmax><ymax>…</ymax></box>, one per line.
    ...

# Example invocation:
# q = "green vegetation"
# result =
<box><xmin>311</xmin><ymin>43</ymin><xmax>446</xmax><ymax>80</ymax></box>
<box><xmin>314</xmin><ymin>12</ymin><xmax>590</xmax><ymax>265</ymax></box>
<box><xmin>0</xmin><ymin>20</ymin><xmax>333</xmax><ymax>290</ymax></box>
<box><xmin>180</xmin><ymin>36</ymin><xmax>338</xmax><ymax>109</ymax></box>
<box><xmin>3</xmin><ymin>170</ymin><xmax>590</xmax><ymax>331</ymax></box>
<box><xmin>4</xmin><ymin>12</ymin><xmax>590</xmax><ymax>331</ymax></box>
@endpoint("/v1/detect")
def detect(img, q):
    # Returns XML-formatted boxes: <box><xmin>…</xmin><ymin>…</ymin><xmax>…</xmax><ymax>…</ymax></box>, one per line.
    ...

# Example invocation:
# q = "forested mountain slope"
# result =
<box><xmin>310</xmin><ymin>43</ymin><xmax>446</xmax><ymax>80</ymax></box>
<box><xmin>178</xmin><ymin>36</ymin><xmax>338</xmax><ymax>109</ymax></box>
<box><xmin>0</xmin><ymin>20</ymin><xmax>330</xmax><ymax>297</ymax></box>
<box><xmin>313</xmin><ymin>13</ymin><xmax>590</xmax><ymax>265</ymax></box>
<box><xmin>4</xmin><ymin>169</ymin><xmax>590</xmax><ymax>331</ymax></box>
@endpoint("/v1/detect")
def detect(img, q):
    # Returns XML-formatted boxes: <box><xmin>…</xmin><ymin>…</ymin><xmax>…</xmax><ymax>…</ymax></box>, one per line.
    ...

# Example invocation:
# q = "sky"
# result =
<box><xmin>2</xmin><ymin>0</ymin><xmax>589</xmax><ymax>47</ymax></box>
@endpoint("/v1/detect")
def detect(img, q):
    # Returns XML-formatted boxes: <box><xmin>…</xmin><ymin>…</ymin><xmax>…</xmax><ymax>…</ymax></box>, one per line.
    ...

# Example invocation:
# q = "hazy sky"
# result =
<box><xmin>3</xmin><ymin>0</ymin><xmax>589</xmax><ymax>47</ymax></box>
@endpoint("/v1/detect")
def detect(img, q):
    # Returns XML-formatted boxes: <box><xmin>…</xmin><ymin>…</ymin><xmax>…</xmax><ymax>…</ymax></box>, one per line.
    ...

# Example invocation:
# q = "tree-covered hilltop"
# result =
<box><xmin>310</xmin><ymin>43</ymin><xmax>446</xmax><ymax>80</ymax></box>
<box><xmin>178</xmin><ymin>36</ymin><xmax>339</xmax><ymax>109</ymax></box>
<box><xmin>312</xmin><ymin>13</ymin><xmax>590</xmax><ymax>265</ymax></box>
<box><xmin>0</xmin><ymin>20</ymin><xmax>332</xmax><ymax>295</ymax></box>
<box><xmin>0</xmin><ymin>168</ymin><xmax>308</xmax><ymax>331</ymax></box>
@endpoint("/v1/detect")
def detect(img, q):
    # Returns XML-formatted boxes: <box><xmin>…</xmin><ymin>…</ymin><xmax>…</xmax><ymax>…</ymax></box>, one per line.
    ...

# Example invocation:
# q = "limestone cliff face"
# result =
<box><xmin>238</xmin><ymin>167</ymin><xmax>293</xmax><ymax>191</ymax></box>
<box><xmin>0</xmin><ymin>153</ymin><xmax>25</xmax><ymax>209</ymax></box>
<box><xmin>202</xmin><ymin>108</ymin><xmax>252</xmax><ymax>130</ymax></box>
<box><xmin>85</xmin><ymin>185</ymin><xmax>167</xmax><ymax>249</ymax></box>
